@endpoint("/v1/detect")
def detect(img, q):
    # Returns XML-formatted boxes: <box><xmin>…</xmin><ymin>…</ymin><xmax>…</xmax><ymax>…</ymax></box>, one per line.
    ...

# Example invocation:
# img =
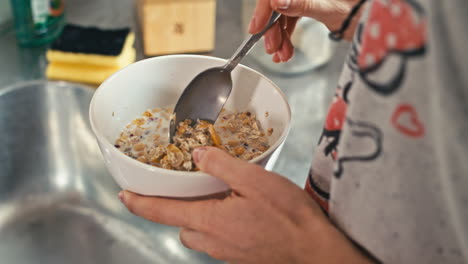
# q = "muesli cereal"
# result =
<box><xmin>115</xmin><ymin>107</ymin><xmax>271</xmax><ymax>171</ymax></box>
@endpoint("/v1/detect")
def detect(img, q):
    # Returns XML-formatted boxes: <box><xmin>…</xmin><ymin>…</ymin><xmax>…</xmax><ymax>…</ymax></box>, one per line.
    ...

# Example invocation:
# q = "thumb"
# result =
<box><xmin>192</xmin><ymin>147</ymin><xmax>265</xmax><ymax>188</ymax></box>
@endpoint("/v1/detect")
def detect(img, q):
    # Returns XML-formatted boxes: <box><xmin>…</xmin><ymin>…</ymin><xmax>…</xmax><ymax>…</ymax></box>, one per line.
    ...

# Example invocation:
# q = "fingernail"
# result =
<box><xmin>273</xmin><ymin>53</ymin><xmax>280</xmax><ymax>63</ymax></box>
<box><xmin>277</xmin><ymin>0</ymin><xmax>290</xmax><ymax>9</ymax></box>
<box><xmin>192</xmin><ymin>147</ymin><xmax>207</xmax><ymax>164</ymax></box>
<box><xmin>118</xmin><ymin>191</ymin><xmax>125</xmax><ymax>203</ymax></box>
<box><xmin>248</xmin><ymin>16</ymin><xmax>256</xmax><ymax>33</ymax></box>
<box><xmin>278</xmin><ymin>51</ymin><xmax>285</xmax><ymax>62</ymax></box>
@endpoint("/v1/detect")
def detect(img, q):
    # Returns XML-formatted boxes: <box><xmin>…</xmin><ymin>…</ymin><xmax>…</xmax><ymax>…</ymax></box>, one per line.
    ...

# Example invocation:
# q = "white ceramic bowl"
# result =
<box><xmin>89</xmin><ymin>55</ymin><xmax>291</xmax><ymax>197</ymax></box>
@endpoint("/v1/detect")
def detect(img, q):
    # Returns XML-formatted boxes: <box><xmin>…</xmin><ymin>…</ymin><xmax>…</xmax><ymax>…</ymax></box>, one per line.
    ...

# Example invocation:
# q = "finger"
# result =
<box><xmin>249</xmin><ymin>0</ymin><xmax>273</xmax><ymax>34</ymax></box>
<box><xmin>277</xmin><ymin>31</ymin><xmax>294</xmax><ymax>62</ymax></box>
<box><xmin>192</xmin><ymin>147</ymin><xmax>266</xmax><ymax>189</ymax></box>
<box><xmin>272</xmin><ymin>53</ymin><xmax>281</xmax><ymax>63</ymax></box>
<box><xmin>285</xmin><ymin>16</ymin><xmax>299</xmax><ymax>36</ymax></box>
<box><xmin>120</xmin><ymin>190</ymin><xmax>218</xmax><ymax>231</ymax></box>
<box><xmin>271</xmin><ymin>17</ymin><xmax>296</xmax><ymax>62</ymax></box>
<box><xmin>263</xmin><ymin>21</ymin><xmax>282</xmax><ymax>54</ymax></box>
<box><xmin>180</xmin><ymin>228</ymin><xmax>236</xmax><ymax>260</ymax></box>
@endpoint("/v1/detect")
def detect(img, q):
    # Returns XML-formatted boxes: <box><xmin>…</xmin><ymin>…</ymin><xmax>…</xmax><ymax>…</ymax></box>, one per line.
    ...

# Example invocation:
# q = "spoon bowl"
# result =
<box><xmin>170</xmin><ymin>12</ymin><xmax>281</xmax><ymax>141</ymax></box>
<box><xmin>169</xmin><ymin>67</ymin><xmax>232</xmax><ymax>140</ymax></box>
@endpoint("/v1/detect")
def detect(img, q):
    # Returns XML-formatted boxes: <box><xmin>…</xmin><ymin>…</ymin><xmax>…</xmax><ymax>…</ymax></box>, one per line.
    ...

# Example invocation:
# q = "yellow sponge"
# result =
<box><xmin>46</xmin><ymin>48</ymin><xmax>136</xmax><ymax>85</ymax></box>
<box><xmin>47</xmin><ymin>32</ymin><xmax>135</xmax><ymax>68</ymax></box>
<box><xmin>46</xmin><ymin>24</ymin><xmax>136</xmax><ymax>85</ymax></box>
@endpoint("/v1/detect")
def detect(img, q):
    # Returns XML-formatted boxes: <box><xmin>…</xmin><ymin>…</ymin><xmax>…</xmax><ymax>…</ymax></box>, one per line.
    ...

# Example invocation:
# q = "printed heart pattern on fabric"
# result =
<box><xmin>391</xmin><ymin>104</ymin><xmax>425</xmax><ymax>138</ymax></box>
<box><xmin>334</xmin><ymin>119</ymin><xmax>383</xmax><ymax>178</ymax></box>
<box><xmin>318</xmin><ymin>82</ymin><xmax>352</xmax><ymax>160</ymax></box>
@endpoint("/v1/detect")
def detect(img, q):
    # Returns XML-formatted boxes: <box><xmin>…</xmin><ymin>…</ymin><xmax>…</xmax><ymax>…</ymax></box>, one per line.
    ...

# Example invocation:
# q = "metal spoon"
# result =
<box><xmin>169</xmin><ymin>12</ymin><xmax>282</xmax><ymax>142</ymax></box>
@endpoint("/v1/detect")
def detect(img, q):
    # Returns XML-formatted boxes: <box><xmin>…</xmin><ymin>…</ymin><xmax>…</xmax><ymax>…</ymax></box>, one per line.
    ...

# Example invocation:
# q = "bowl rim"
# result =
<box><xmin>89</xmin><ymin>54</ymin><xmax>291</xmax><ymax>177</ymax></box>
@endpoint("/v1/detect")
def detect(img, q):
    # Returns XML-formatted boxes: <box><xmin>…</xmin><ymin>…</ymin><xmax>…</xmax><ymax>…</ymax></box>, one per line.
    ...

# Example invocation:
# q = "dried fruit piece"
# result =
<box><xmin>258</xmin><ymin>145</ymin><xmax>268</xmax><ymax>151</ymax></box>
<box><xmin>167</xmin><ymin>144</ymin><xmax>182</xmax><ymax>153</ymax></box>
<box><xmin>132</xmin><ymin>118</ymin><xmax>145</xmax><ymax>126</ymax></box>
<box><xmin>227</xmin><ymin>140</ymin><xmax>239</xmax><ymax>147</ymax></box>
<box><xmin>134</xmin><ymin>142</ymin><xmax>145</xmax><ymax>151</ymax></box>
<box><xmin>208</xmin><ymin>124</ymin><xmax>222</xmax><ymax>146</ymax></box>
<box><xmin>177</xmin><ymin>125</ymin><xmax>186</xmax><ymax>135</ymax></box>
<box><xmin>197</xmin><ymin>120</ymin><xmax>210</xmax><ymax>129</ymax></box>
<box><xmin>234</xmin><ymin>146</ymin><xmax>245</xmax><ymax>155</ymax></box>
<box><xmin>267</xmin><ymin>128</ymin><xmax>274</xmax><ymax>136</ymax></box>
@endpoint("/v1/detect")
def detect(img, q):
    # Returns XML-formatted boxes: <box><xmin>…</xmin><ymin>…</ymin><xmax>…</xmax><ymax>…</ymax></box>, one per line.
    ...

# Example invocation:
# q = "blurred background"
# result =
<box><xmin>0</xmin><ymin>1</ymin><xmax>349</xmax><ymax>263</ymax></box>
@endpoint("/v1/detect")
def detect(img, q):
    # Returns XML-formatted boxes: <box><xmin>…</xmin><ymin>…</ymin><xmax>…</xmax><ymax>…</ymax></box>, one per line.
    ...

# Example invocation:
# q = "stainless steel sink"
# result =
<box><xmin>0</xmin><ymin>81</ymin><xmax>221</xmax><ymax>264</ymax></box>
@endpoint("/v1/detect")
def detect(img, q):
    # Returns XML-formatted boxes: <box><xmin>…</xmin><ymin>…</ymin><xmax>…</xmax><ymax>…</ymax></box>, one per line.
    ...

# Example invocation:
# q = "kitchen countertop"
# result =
<box><xmin>0</xmin><ymin>0</ymin><xmax>349</xmax><ymax>186</ymax></box>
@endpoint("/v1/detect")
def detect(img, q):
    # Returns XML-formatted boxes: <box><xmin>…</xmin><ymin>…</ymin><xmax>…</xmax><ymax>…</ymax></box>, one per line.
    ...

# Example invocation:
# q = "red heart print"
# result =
<box><xmin>324</xmin><ymin>96</ymin><xmax>347</xmax><ymax>131</ymax></box>
<box><xmin>391</xmin><ymin>104</ymin><xmax>425</xmax><ymax>138</ymax></box>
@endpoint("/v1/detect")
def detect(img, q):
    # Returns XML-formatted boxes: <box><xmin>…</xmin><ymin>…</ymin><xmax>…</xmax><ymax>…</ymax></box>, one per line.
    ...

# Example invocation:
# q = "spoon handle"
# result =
<box><xmin>223</xmin><ymin>11</ymin><xmax>282</xmax><ymax>72</ymax></box>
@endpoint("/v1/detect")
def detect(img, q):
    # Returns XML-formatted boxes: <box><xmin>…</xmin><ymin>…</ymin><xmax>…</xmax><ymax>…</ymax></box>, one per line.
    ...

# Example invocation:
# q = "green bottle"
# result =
<box><xmin>10</xmin><ymin>0</ymin><xmax>65</xmax><ymax>47</ymax></box>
